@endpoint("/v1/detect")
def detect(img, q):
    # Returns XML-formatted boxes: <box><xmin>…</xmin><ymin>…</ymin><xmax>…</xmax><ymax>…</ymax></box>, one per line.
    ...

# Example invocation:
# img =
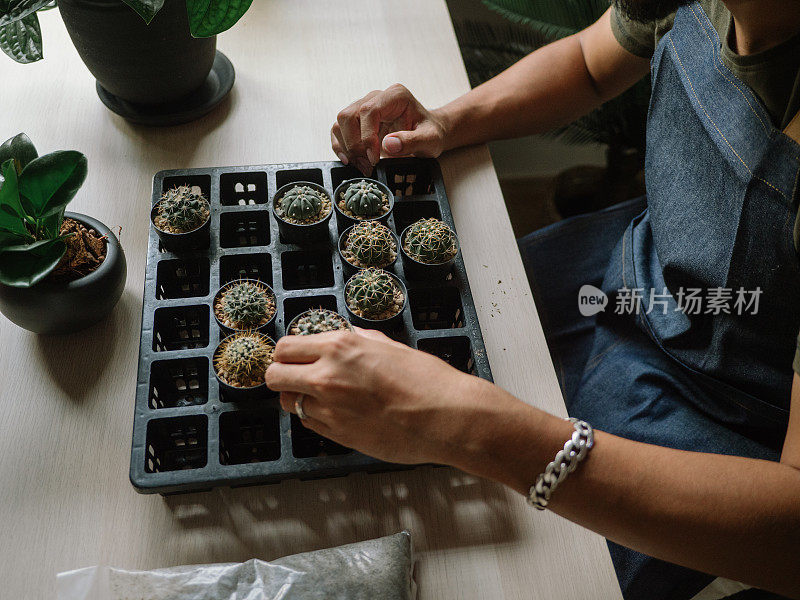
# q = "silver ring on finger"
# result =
<box><xmin>295</xmin><ymin>394</ymin><xmax>308</xmax><ymax>420</ymax></box>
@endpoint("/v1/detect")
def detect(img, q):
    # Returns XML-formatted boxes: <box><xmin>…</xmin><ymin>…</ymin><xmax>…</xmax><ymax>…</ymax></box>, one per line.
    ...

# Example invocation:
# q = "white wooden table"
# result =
<box><xmin>0</xmin><ymin>2</ymin><xmax>621</xmax><ymax>598</ymax></box>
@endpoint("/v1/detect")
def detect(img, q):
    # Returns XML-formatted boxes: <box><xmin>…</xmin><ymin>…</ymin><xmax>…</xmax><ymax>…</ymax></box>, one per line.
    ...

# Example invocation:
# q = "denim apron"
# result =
<box><xmin>566</xmin><ymin>4</ymin><xmax>800</xmax><ymax>598</ymax></box>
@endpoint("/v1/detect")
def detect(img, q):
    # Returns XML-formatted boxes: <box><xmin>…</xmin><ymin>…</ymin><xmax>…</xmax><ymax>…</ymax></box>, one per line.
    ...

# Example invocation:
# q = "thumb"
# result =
<box><xmin>382</xmin><ymin>123</ymin><xmax>441</xmax><ymax>158</ymax></box>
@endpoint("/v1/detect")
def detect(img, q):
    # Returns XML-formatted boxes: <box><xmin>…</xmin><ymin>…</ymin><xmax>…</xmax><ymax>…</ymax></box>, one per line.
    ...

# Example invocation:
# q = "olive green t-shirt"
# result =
<box><xmin>610</xmin><ymin>1</ymin><xmax>800</xmax><ymax>374</ymax></box>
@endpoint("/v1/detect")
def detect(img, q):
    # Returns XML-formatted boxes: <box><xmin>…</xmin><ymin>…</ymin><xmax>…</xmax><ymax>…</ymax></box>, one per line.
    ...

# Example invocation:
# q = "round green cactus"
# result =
<box><xmin>345</xmin><ymin>268</ymin><xmax>398</xmax><ymax>318</ymax></box>
<box><xmin>219</xmin><ymin>280</ymin><xmax>274</xmax><ymax>329</ymax></box>
<box><xmin>342</xmin><ymin>179</ymin><xmax>386</xmax><ymax>217</ymax></box>
<box><xmin>214</xmin><ymin>332</ymin><xmax>274</xmax><ymax>388</ymax></box>
<box><xmin>291</xmin><ymin>309</ymin><xmax>350</xmax><ymax>335</ymax></box>
<box><xmin>344</xmin><ymin>221</ymin><xmax>396</xmax><ymax>267</ymax></box>
<box><xmin>403</xmin><ymin>218</ymin><xmax>458</xmax><ymax>264</ymax></box>
<box><xmin>156</xmin><ymin>185</ymin><xmax>210</xmax><ymax>233</ymax></box>
<box><xmin>278</xmin><ymin>185</ymin><xmax>326</xmax><ymax>221</ymax></box>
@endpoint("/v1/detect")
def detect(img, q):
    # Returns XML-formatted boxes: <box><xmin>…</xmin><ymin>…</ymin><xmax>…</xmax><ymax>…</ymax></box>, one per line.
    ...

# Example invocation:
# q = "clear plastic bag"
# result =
<box><xmin>57</xmin><ymin>532</ymin><xmax>415</xmax><ymax>600</ymax></box>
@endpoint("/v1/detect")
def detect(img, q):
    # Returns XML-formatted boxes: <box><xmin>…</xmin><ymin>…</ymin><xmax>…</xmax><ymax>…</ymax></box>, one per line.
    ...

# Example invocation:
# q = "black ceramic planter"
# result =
<box><xmin>213</xmin><ymin>334</ymin><xmax>278</xmax><ymax>404</ymax></box>
<box><xmin>287</xmin><ymin>309</ymin><xmax>352</xmax><ymax>336</ymax></box>
<box><xmin>272</xmin><ymin>182</ymin><xmax>333</xmax><ymax>244</ymax></box>
<box><xmin>59</xmin><ymin>0</ymin><xmax>217</xmax><ymax>106</ymax></box>
<box><xmin>151</xmin><ymin>202</ymin><xmax>210</xmax><ymax>252</ymax></box>
<box><xmin>0</xmin><ymin>212</ymin><xmax>127</xmax><ymax>335</ymax></box>
<box><xmin>344</xmin><ymin>271</ymin><xmax>407</xmax><ymax>332</ymax></box>
<box><xmin>400</xmin><ymin>225</ymin><xmax>460</xmax><ymax>280</ymax></box>
<box><xmin>333</xmin><ymin>178</ymin><xmax>395</xmax><ymax>230</ymax></box>
<box><xmin>213</xmin><ymin>279</ymin><xmax>277</xmax><ymax>337</ymax></box>
<box><xmin>337</xmin><ymin>224</ymin><xmax>399</xmax><ymax>279</ymax></box>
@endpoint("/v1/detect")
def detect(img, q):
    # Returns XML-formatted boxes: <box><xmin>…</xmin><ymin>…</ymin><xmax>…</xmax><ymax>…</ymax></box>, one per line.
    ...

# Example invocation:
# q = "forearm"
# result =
<box><xmin>448</xmin><ymin>377</ymin><xmax>800</xmax><ymax>596</ymax></box>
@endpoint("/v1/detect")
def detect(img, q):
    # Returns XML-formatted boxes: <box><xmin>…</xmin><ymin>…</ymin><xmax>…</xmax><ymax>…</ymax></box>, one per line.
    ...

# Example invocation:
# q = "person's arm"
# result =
<box><xmin>265</xmin><ymin>330</ymin><xmax>800</xmax><ymax>597</ymax></box>
<box><xmin>331</xmin><ymin>8</ymin><xmax>649</xmax><ymax>174</ymax></box>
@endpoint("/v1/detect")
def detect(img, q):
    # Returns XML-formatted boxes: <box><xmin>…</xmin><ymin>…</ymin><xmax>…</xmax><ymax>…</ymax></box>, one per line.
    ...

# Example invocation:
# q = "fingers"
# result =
<box><xmin>272</xmin><ymin>334</ymin><xmax>330</xmax><ymax>364</ymax></box>
<box><xmin>331</xmin><ymin>125</ymin><xmax>348</xmax><ymax>165</ymax></box>
<box><xmin>337</xmin><ymin>91</ymin><xmax>380</xmax><ymax>175</ymax></box>
<box><xmin>382</xmin><ymin>121</ymin><xmax>442</xmax><ymax>158</ymax></box>
<box><xmin>359</xmin><ymin>86</ymin><xmax>411</xmax><ymax>166</ymax></box>
<box><xmin>264</xmin><ymin>362</ymin><xmax>318</xmax><ymax>395</ymax></box>
<box><xmin>278</xmin><ymin>392</ymin><xmax>334</xmax><ymax>437</ymax></box>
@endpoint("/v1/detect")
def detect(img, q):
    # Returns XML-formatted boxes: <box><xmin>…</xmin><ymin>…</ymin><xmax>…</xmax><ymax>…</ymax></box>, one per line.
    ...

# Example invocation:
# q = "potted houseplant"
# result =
<box><xmin>272</xmin><ymin>182</ymin><xmax>333</xmax><ymax>244</ymax></box>
<box><xmin>400</xmin><ymin>217</ymin><xmax>459</xmax><ymax>280</ymax></box>
<box><xmin>333</xmin><ymin>178</ymin><xmax>394</xmax><ymax>229</ymax></box>
<box><xmin>151</xmin><ymin>184</ymin><xmax>211</xmax><ymax>251</ymax></box>
<box><xmin>0</xmin><ymin>133</ymin><xmax>127</xmax><ymax>334</ymax></box>
<box><xmin>0</xmin><ymin>0</ymin><xmax>254</xmax><ymax>123</ymax></box>
<box><xmin>287</xmin><ymin>308</ymin><xmax>351</xmax><ymax>336</ymax></box>
<box><xmin>213</xmin><ymin>278</ymin><xmax>276</xmax><ymax>336</ymax></box>
<box><xmin>213</xmin><ymin>331</ymin><xmax>276</xmax><ymax>402</ymax></box>
<box><xmin>338</xmin><ymin>220</ymin><xmax>398</xmax><ymax>278</ymax></box>
<box><xmin>344</xmin><ymin>267</ymin><xmax>406</xmax><ymax>332</ymax></box>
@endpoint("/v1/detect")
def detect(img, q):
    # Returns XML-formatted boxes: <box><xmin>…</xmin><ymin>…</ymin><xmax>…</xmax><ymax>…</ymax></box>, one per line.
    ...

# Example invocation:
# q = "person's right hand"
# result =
<box><xmin>331</xmin><ymin>84</ymin><xmax>448</xmax><ymax>175</ymax></box>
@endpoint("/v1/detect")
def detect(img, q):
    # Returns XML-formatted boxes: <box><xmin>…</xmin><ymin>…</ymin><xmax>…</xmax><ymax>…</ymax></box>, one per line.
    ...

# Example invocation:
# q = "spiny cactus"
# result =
<box><xmin>291</xmin><ymin>308</ymin><xmax>350</xmax><ymax>335</ymax></box>
<box><xmin>277</xmin><ymin>185</ymin><xmax>329</xmax><ymax>222</ymax></box>
<box><xmin>403</xmin><ymin>218</ymin><xmax>458</xmax><ymax>264</ymax></box>
<box><xmin>218</xmin><ymin>280</ymin><xmax>275</xmax><ymax>329</ymax></box>
<box><xmin>341</xmin><ymin>179</ymin><xmax>387</xmax><ymax>218</ymax></box>
<box><xmin>343</xmin><ymin>221</ymin><xmax>396</xmax><ymax>267</ymax></box>
<box><xmin>346</xmin><ymin>268</ymin><xmax>401</xmax><ymax>319</ymax></box>
<box><xmin>155</xmin><ymin>185</ymin><xmax>210</xmax><ymax>233</ymax></box>
<box><xmin>214</xmin><ymin>332</ymin><xmax>274</xmax><ymax>388</ymax></box>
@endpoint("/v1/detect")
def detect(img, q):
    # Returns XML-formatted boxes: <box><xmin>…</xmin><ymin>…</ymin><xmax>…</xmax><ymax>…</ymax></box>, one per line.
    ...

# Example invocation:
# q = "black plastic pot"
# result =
<box><xmin>272</xmin><ymin>182</ymin><xmax>333</xmax><ymax>244</ymax></box>
<box><xmin>287</xmin><ymin>309</ymin><xmax>352</xmax><ymax>336</ymax></box>
<box><xmin>344</xmin><ymin>271</ymin><xmax>407</xmax><ymax>332</ymax></box>
<box><xmin>0</xmin><ymin>212</ymin><xmax>127</xmax><ymax>335</ymax></box>
<box><xmin>333</xmin><ymin>178</ymin><xmax>394</xmax><ymax>230</ymax></box>
<box><xmin>213</xmin><ymin>279</ymin><xmax>277</xmax><ymax>337</ymax></box>
<box><xmin>151</xmin><ymin>202</ymin><xmax>210</xmax><ymax>252</ymax></box>
<box><xmin>213</xmin><ymin>333</ymin><xmax>278</xmax><ymax>403</ymax></box>
<box><xmin>399</xmin><ymin>225</ymin><xmax>460</xmax><ymax>280</ymax></box>
<box><xmin>58</xmin><ymin>0</ymin><xmax>217</xmax><ymax>105</ymax></box>
<box><xmin>337</xmin><ymin>224</ymin><xmax>399</xmax><ymax>279</ymax></box>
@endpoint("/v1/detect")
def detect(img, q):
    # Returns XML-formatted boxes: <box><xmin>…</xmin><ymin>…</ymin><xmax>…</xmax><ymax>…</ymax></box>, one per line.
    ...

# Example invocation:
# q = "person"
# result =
<box><xmin>265</xmin><ymin>0</ymin><xmax>800</xmax><ymax>597</ymax></box>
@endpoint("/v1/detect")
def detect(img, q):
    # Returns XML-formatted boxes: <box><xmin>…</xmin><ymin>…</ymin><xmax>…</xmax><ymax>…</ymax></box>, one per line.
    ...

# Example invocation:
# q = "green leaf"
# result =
<box><xmin>18</xmin><ymin>150</ymin><xmax>87</xmax><ymax>219</ymax></box>
<box><xmin>0</xmin><ymin>0</ymin><xmax>52</xmax><ymax>27</ymax></box>
<box><xmin>120</xmin><ymin>0</ymin><xmax>165</xmax><ymax>24</ymax></box>
<box><xmin>0</xmin><ymin>132</ymin><xmax>38</xmax><ymax>174</ymax></box>
<box><xmin>186</xmin><ymin>0</ymin><xmax>253</xmax><ymax>37</ymax></box>
<box><xmin>0</xmin><ymin>159</ymin><xmax>28</xmax><ymax>241</ymax></box>
<box><xmin>0</xmin><ymin>237</ymin><xmax>65</xmax><ymax>287</ymax></box>
<box><xmin>0</xmin><ymin>12</ymin><xmax>42</xmax><ymax>63</ymax></box>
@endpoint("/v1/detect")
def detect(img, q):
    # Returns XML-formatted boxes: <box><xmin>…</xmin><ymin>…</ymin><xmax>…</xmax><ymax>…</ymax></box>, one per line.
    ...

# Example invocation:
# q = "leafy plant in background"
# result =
<box><xmin>453</xmin><ymin>0</ymin><xmax>650</xmax><ymax>154</ymax></box>
<box><xmin>0</xmin><ymin>133</ymin><xmax>87</xmax><ymax>286</ymax></box>
<box><xmin>0</xmin><ymin>0</ymin><xmax>253</xmax><ymax>63</ymax></box>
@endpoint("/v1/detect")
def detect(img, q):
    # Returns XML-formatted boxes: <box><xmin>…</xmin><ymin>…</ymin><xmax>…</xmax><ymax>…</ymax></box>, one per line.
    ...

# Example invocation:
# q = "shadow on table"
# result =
<box><xmin>31</xmin><ymin>289</ymin><xmax>138</xmax><ymax>401</ymax></box>
<box><xmin>162</xmin><ymin>466</ymin><xmax>519</xmax><ymax>561</ymax></box>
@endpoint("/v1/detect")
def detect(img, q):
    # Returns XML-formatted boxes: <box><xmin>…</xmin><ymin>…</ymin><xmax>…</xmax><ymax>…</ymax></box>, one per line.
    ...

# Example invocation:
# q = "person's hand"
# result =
<box><xmin>264</xmin><ymin>328</ymin><xmax>493</xmax><ymax>465</ymax></box>
<box><xmin>331</xmin><ymin>84</ymin><xmax>449</xmax><ymax>176</ymax></box>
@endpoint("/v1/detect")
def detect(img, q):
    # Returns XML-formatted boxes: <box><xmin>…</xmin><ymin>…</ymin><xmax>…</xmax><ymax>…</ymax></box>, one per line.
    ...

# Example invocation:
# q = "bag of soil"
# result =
<box><xmin>57</xmin><ymin>531</ymin><xmax>415</xmax><ymax>600</ymax></box>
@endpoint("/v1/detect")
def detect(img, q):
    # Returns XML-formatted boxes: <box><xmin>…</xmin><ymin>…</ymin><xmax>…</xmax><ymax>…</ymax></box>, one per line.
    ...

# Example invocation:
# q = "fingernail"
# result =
<box><xmin>366</xmin><ymin>147</ymin><xmax>378</xmax><ymax>165</ymax></box>
<box><xmin>383</xmin><ymin>135</ymin><xmax>402</xmax><ymax>155</ymax></box>
<box><xmin>337</xmin><ymin>152</ymin><xmax>349</xmax><ymax>165</ymax></box>
<box><xmin>356</xmin><ymin>158</ymin><xmax>372</xmax><ymax>175</ymax></box>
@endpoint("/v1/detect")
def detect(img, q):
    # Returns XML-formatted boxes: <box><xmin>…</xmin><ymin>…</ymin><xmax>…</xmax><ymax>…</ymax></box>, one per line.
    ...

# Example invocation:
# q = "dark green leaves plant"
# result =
<box><xmin>0</xmin><ymin>0</ymin><xmax>253</xmax><ymax>62</ymax></box>
<box><xmin>0</xmin><ymin>133</ymin><xmax>88</xmax><ymax>287</ymax></box>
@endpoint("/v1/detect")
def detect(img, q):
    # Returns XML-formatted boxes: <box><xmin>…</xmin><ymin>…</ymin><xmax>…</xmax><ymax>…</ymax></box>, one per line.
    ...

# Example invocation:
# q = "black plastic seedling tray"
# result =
<box><xmin>131</xmin><ymin>158</ymin><xmax>493</xmax><ymax>495</ymax></box>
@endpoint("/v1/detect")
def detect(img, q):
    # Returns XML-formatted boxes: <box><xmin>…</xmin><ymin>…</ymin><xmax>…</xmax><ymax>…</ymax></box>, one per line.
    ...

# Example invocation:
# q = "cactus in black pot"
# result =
<box><xmin>213</xmin><ymin>331</ymin><xmax>275</xmax><ymax>389</ymax></box>
<box><xmin>334</xmin><ymin>178</ymin><xmax>394</xmax><ymax>227</ymax></box>
<box><xmin>289</xmin><ymin>308</ymin><xmax>351</xmax><ymax>336</ymax></box>
<box><xmin>345</xmin><ymin>267</ymin><xmax>405</xmax><ymax>325</ymax></box>
<box><xmin>214</xmin><ymin>279</ymin><xmax>276</xmax><ymax>333</ymax></box>
<box><xmin>275</xmin><ymin>185</ymin><xmax>331</xmax><ymax>225</ymax></box>
<box><xmin>401</xmin><ymin>217</ymin><xmax>459</xmax><ymax>279</ymax></box>
<box><xmin>154</xmin><ymin>185</ymin><xmax>210</xmax><ymax>233</ymax></box>
<box><xmin>340</xmin><ymin>221</ymin><xmax>397</xmax><ymax>271</ymax></box>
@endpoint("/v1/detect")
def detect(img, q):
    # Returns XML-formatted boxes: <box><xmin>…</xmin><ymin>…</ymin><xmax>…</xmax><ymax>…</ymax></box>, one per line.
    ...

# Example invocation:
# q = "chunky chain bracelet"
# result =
<box><xmin>527</xmin><ymin>418</ymin><xmax>594</xmax><ymax>510</ymax></box>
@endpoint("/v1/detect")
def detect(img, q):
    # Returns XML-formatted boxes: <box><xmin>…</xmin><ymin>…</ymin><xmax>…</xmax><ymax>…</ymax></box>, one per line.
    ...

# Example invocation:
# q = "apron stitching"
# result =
<box><xmin>668</xmin><ymin>35</ymin><xmax>788</xmax><ymax>200</ymax></box>
<box><xmin>688</xmin><ymin>4</ymin><xmax>771</xmax><ymax>134</ymax></box>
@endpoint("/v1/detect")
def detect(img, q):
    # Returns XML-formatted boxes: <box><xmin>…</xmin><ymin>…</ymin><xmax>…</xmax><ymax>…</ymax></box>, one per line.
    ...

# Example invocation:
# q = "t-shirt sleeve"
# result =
<box><xmin>610</xmin><ymin>5</ymin><xmax>659</xmax><ymax>58</ymax></box>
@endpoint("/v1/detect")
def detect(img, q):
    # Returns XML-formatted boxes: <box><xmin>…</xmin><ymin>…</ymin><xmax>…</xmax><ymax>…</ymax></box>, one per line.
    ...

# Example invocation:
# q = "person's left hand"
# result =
<box><xmin>264</xmin><ymin>328</ymin><xmax>491</xmax><ymax>465</ymax></box>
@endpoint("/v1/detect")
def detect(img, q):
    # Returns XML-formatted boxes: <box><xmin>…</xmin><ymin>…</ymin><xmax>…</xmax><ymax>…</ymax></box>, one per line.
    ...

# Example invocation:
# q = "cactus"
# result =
<box><xmin>403</xmin><ymin>218</ymin><xmax>458</xmax><ymax>264</ymax></box>
<box><xmin>277</xmin><ymin>185</ymin><xmax>329</xmax><ymax>222</ymax></box>
<box><xmin>341</xmin><ymin>179</ymin><xmax>387</xmax><ymax>218</ymax></box>
<box><xmin>291</xmin><ymin>308</ymin><xmax>350</xmax><ymax>335</ymax></box>
<box><xmin>218</xmin><ymin>280</ymin><xmax>275</xmax><ymax>329</ymax></box>
<box><xmin>343</xmin><ymin>221</ymin><xmax>396</xmax><ymax>267</ymax></box>
<box><xmin>155</xmin><ymin>185</ymin><xmax>210</xmax><ymax>233</ymax></box>
<box><xmin>345</xmin><ymin>267</ymin><xmax>401</xmax><ymax>319</ymax></box>
<box><xmin>214</xmin><ymin>332</ymin><xmax>274</xmax><ymax>388</ymax></box>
